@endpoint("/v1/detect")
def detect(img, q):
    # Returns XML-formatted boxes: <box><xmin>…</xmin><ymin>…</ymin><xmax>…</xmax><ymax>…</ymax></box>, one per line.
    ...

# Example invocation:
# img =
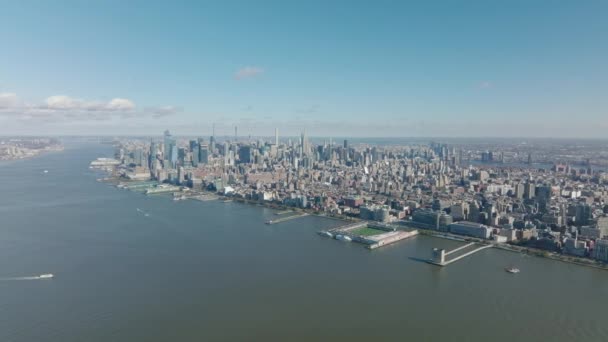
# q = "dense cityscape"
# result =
<box><xmin>99</xmin><ymin>129</ymin><xmax>608</xmax><ymax>267</ymax></box>
<box><xmin>0</xmin><ymin>137</ymin><xmax>63</xmax><ymax>161</ymax></box>
<box><xmin>4</xmin><ymin>1</ymin><xmax>608</xmax><ymax>339</ymax></box>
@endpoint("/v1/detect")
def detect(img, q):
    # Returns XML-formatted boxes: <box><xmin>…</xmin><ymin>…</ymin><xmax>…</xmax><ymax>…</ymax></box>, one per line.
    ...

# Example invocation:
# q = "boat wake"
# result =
<box><xmin>0</xmin><ymin>275</ymin><xmax>52</xmax><ymax>281</ymax></box>
<box><xmin>136</xmin><ymin>208</ymin><xmax>150</xmax><ymax>217</ymax></box>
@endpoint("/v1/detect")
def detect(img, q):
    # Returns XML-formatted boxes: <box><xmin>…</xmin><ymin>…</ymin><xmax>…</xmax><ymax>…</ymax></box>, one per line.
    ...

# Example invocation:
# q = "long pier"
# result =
<box><xmin>266</xmin><ymin>213</ymin><xmax>309</xmax><ymax>225</ymax></box>
<box><xmin>428</xmin><ymin>243</ymin><xmax>493</xmax><ymax>266</ymax></box>
<box><xmin>444</xmin><ymin>242</ymin><xmax>475</xmax><ymax>256</ymax></box>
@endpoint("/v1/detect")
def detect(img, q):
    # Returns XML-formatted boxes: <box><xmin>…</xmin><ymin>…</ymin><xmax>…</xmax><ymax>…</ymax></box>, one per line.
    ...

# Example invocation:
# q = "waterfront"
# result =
<box><xmin>1</xmin><ymin>143</ymin><xmax>608</xmax><ymax>341</ymax></box>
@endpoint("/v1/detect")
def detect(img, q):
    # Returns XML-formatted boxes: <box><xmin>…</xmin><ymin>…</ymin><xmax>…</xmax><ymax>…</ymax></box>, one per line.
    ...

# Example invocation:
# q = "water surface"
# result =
<box><xmin>0</xmin><ymin>143</ymin><xmax>606</xmax><ymax>341</ymax></box>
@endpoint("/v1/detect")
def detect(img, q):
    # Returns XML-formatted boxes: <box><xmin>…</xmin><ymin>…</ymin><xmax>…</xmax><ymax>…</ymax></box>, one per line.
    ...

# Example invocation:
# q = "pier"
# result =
<box><xmin>428</xmin><ymin>243</ymin><xmax>493</xmax><ymax>266</ymax></box>
<box><xmin>444</xmin><ymin>242</ymin><xmax>475</xmax><ymax>256</ymax></box>
<box><xmin>119</xmin><ymin>181</ymin><xmax>159</xmax><ymax>191</ymax></box>
<box><xmin>266</xmin><ymin>213</ymin><xmax>309</xmax><ymax>224</ymax></box>
<box><xmin>320</xmin><ymin>221</ymin><xmax>419</xmax><ymax>249</ymax></box>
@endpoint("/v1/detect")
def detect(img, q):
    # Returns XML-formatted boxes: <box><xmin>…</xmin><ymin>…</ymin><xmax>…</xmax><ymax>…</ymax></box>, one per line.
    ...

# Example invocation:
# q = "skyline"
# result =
<box><xmin>1</xmin><ymin>1</ymin><xmax>607</xmax><ymax>137</ymax></box>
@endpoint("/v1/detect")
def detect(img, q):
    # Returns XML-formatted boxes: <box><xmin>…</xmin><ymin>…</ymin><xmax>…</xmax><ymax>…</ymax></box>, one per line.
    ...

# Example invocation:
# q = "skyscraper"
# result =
<box><xmin>210</xmin><ymin>123</ymin><xmax>216</xmax><ymax>153</ymax></box>
<box><xmin>199</xmin><ymin>145</ymin><xmax>209</xmax><ymax>164</ymax></box>
<box><xmin>190</xmin><ymin>140</ymin><xmax>199</xmax><ymax>167</ymax></box>
<box><xmin>239</xmin><ymin>145</ymin><xmax>252</xmax><ymax>163</ymax></box>
<box><xmin>163</xmin><ymin>130</ymin><xmax>177</xmax><ymax>167</ymax></box>
<box><xmin>275</xmin><ymin>128</ymin><xmax>279</xmax><ymax>146</ymax></box>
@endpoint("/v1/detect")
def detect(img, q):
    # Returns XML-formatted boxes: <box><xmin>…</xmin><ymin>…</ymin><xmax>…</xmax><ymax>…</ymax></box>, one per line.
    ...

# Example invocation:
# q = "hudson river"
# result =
<box><xmin>1</xmin><ymin>143</ymin><xmax>607</xmax><ymax>341</ymax></box>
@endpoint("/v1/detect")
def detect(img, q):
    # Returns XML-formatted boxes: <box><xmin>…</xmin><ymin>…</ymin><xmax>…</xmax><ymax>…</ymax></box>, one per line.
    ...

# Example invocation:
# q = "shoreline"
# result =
<box><xmin>103</xmin><ymin>176</ymin><xmax>608</xmax><ymax>272</ymax></box>
<box><xmin>0</xmin><ymin>146</ymin><xmax>64</xmax><ymax>162</ymax></box>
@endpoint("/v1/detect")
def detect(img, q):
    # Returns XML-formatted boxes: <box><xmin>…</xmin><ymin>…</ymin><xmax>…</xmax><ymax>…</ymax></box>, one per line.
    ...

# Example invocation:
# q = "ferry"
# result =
<box><xmin>39</xmin><ymin>274</ymin><xmax>54</xmax><ymax>279</ymax></box>
<box><xmin>505</xmin><ymin>266</ymin><xmax>520</xmax><ymax>274</ymax></box>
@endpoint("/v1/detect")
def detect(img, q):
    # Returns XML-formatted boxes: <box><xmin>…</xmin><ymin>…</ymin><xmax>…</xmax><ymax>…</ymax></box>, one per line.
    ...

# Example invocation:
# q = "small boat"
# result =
<box><xmin>505</xmin><ymin>266</ymin><xmax>520</xmax><ymax>274</ymax></box>
<box><xmin>318</xmin><ymin>231</ymin><xmax>333</xmax><ymax>238</ymax></box>
<box><xmin>39</xmin><ymin>274</ymin><xmax>54</xmax><ymax>279</ymax></box>
<box><xmin>335</xmin><ymin>234</ymin><xmax>352</xmax><ymax>242</ymax></box>
<box><xmin>43</xmin><ymin>170</ymin><xmax>49</xmax><ymax>173</ymax></box>
<box><xmin>265</xmin><ymin>220</ymin><xmax>273</xmax><ymax>224</ymax></box>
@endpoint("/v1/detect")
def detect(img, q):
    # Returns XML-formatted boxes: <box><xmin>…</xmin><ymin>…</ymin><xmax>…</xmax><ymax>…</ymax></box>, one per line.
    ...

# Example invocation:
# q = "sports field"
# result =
<box><xmin>350</xmin><ymin>227</ymin><xmax>385</xmax><ymax>237</ymax></box>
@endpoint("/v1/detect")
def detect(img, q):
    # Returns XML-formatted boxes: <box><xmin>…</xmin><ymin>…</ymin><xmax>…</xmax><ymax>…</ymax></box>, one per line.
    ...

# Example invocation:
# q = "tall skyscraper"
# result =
<box><xmin>210</xmin><ymin>123</ymin><xmax>216</xmax><ymax>154</ymax></box>
<box><xmin>275</xmin><ymin>128</ymin><xmax>279</xmax><ymax>146</ymax></box>
<box><xmin>163</xmin><ymin>129</ymin><xmax>176</xmax><ymax>167</ymax></box>
<box><xmin>170</xmin><ymin>145</ymin><xmax>178</xmax><ymax>168</ymax></box>
<box><xmin>190</xmin><ymin>140</ymin><xmax>199</xmax><ymax>166</ymax></box>
<box><xmin>300</xmin><ymin>131</ymin><xmax>305</xmax><ymax>156</ymax></box>
<box><xmin>199</xmin><ymin>145</ymin><xmax>209</xmax><ymax>164</ymax></box>
<box><xmin>344</xmin><ymin>139</ymin><xmax>348</xmax><ymax>149</ymax></box>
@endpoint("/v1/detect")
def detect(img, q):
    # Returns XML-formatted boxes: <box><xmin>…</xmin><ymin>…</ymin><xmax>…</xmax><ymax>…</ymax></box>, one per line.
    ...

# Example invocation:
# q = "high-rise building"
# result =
<box><xmin>170</xmin><ymin>145</ymin><xmax>178</xmax><ymax>168</ymax></box>
<box><xmin>210</xmin><ymin>124</ymin><xmax>216</xmax><ymax>153</ymax></box>
<box><xmin>343</xmin><ymin>139</ymin><xmax>348</xmax><ymax>149</ymax></box>
<box><xmin>525</xmin><ymin>182</ymin><xmax>536</xmax><ymax>200</ymax></box>
<box><xmin>199</xmin><ymin>145</ymin><xmax>209</xmax><ymax>164</ymax></box>
<box><xmin>275</xmin><ymin>128</ymin><xmax>279</xmax><ymax>146</ymax></box>
<box><xmin>594</xmin><ymin>239</ymin><xmax>608</xmax><ymax>262</ymax></box>
<box><xmin>190</xmin><ymin>140</ymin><xmax>199</xmax><ymax>166</ymax></box>
<box><xmin>596</xmin><ymin>216</ymin><xmax>608</xmax><ymax>237</ymax></box>
<box><xmin>575</xmin><ymin>203</ymin><xmax>592</xmax><ymax>226</ymax></box>
<box><xmin>239</xmin><ymin>145</ymin><xmax>252</xmax><ymax>164</ymax></box>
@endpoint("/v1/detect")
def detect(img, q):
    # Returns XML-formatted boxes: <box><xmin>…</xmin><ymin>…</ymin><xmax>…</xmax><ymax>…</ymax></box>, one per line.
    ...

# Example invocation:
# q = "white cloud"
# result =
<box><xmin>234</xmin><ymin>66</ymin><xmax>264</xmax><ymax>80</ymax></box>
<box><xmin>0</xmin><ymin>92</ymin><xmax>178</xmax><ymax>122</ymax></box>
<box><xmin>45</xmin><ymin>95</ymin><xmax>82</xmax><ymax>110</ymax></box>
<box><xmin>106</xmin><ymin>98</ymin><xmax>135</xmax><ymax>111</ymax></box>
<box><xmin>43</xmin><ymin>95</ymin><xmax>135</xmax><ymax>112</ymax></box>
<box><xmin>0</xmin><ymin>93</ymin><xmax>20</xmax><ymax>109</ymax></box>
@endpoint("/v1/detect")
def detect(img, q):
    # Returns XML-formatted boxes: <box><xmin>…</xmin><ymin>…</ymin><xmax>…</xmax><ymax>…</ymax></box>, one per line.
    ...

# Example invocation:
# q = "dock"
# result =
<box><xmin>319</xmin><ymin>221</ymin><xmax>418</xmax><ymax>249</ymax></box>
<box><xmin>363</xmin><ymin>230</ymin><xmax>419</xmax><ymax>249</ymax></box>
<box><xmin>145</xmin><ymin>185</ymin><xmax>181</xmax><ymax>194</ymax></box>
<box><xmin>266</xmin><ymin>213</ymin><xmax>309</xmax><ymax>224</ymax></box>
<box><xmin>428</xmin><ymin>243</ymin><xmax>493</xmax><ymax>266</ymax></box>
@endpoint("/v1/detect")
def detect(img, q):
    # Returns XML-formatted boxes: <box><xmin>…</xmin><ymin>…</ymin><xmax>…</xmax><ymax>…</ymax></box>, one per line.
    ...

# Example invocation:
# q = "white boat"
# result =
<box><xmin>335</xmin><ymin>234</ymin><xmax>352</xmax><ymax>242</ymax></box>
<box><xmin>38</xmin><ymin>274</ymin><xmax>54</xmax><ymax>279</ymax></box>
<box><xmin>43</xmin><ymin>170</ymin><xmax>49</xmax><ymax>173</ymax></box>
<box><xmin>318</xmin><ymin>231</ymin><xmax>333</xmax><ymax>238</ymax></box>
<box><xmin>505</xmin><ymin>267</ymin><xmax>520</xmax><ymax>274</ymax></box>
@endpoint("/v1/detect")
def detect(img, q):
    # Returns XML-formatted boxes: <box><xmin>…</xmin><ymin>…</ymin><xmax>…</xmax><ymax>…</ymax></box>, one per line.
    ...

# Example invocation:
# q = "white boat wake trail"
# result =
<box><xmin>0</xmin><ymin>276</ymin><xmax>43</xmax><ymax>281</ymax></box>
<box><xmin>0</xmin><ymin>274</ymin><xmax>54</xmax><ymax>281</ymax></box>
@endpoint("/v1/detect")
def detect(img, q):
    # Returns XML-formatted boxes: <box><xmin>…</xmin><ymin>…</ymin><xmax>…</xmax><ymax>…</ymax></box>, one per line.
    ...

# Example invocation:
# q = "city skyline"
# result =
<box><xmin>1</xmin><ymin>1</ymin><xmax>607</xmax><ymax>137</ymax></box>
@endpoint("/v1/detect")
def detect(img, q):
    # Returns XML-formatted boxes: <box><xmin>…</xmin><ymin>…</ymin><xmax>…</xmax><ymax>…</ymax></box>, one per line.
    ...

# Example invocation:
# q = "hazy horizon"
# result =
<box><xmin>1</xmin><ymin>1</ymin><xmax>607</xmax><ymax>137</ymax></box>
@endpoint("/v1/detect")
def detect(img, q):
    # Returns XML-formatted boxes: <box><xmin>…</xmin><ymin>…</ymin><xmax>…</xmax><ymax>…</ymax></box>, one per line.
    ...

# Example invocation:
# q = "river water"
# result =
<box><xmin>0</xmin><ymin>143</ymin><xmax>607</xmax><ymax>341</ymax></box>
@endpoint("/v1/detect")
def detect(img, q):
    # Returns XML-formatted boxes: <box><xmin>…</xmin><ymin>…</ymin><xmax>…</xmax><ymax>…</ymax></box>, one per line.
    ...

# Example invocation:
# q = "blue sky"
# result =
<box><xmin>1</xmin><ymin>0</ymin><xmax>607</xmax><ymax>137</ymax></box>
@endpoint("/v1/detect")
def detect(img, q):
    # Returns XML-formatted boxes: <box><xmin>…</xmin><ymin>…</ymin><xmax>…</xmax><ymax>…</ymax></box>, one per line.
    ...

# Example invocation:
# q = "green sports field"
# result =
<box><xmin>350</xmin><ymin>227</ymin><xmax>386</xmax><ymax>237</ymax></box>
